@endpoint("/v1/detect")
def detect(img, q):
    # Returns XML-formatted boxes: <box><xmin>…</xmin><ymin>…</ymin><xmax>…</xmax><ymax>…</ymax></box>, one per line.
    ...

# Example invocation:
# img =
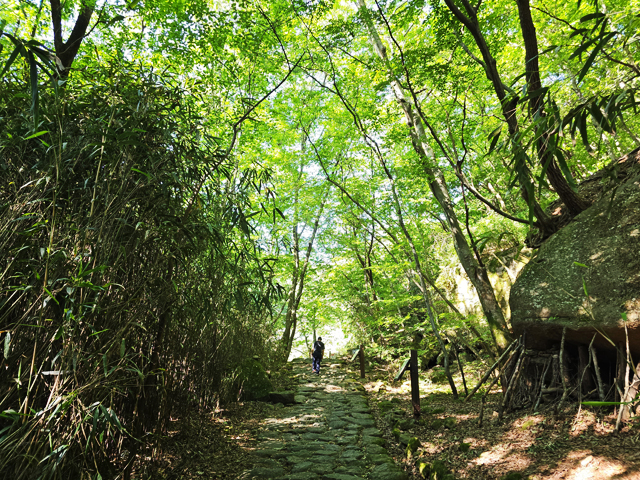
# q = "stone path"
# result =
<box><xmin>241</xmin><ymin>358</ymin><xmax>407</xmax><ymax>480</ymax></box>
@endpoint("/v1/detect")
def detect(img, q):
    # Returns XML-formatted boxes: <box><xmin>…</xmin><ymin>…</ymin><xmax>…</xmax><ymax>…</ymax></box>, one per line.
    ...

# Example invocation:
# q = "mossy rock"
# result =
<box><xmin>501</xmin><ymin>473</ymin><xmax>523</xmax><ymax>480</ymax></box>
<box><xmin>378</xmin><ymin>400</ymin><xmax>394</xmax><ymax>414</ymax></box>
<box><xmin>391</xmin><ymin>397</ymin><xmax>403</xmax><ymax>404</ymax></box>
<box><xmin>420</xmin><ymin>459</ymin><xmax>451</xmax><ymax>479</ymax></box>
<box><xmin>406</xmin><ymin>437</ymin><xmax>421</xmax><ymax>458</ymax></box>
<box><xmin>397</xmin><ymin>418</ymin><xmax>414</xmax><ymax>430</ymax></box>
<box><xmin>431</xmin><ymin>460</ymin><xmax>450</xmax><ymax>479</ymax></box>
<box><xmin>444</xmin><ymin>417</ymin><xmax>457</xmax><ymax>428</ymax></box>
<box><xmin>458</xmin><ymin>442</ymin><xmax>471</xmax><ymax>453</ymax></box>
<box><xmin>431</xmin><ymin>407</ymin><xmax>445</xmax><ymax>414</ymax></box>
<box><xmin>392</xmin><ymin>428</ymin><xmax>401</xmax><ymax>440</ymax></box>
<box><xmin>431</xmin><ymin>419</ymin><xmax>444</xmax><ymax>429</ymax></box>
<box><xmin>385</xmin><ymin>412</ymin><xmax>402</xmax><ymax>424</ymax></box>
<box><xmin>238</xmin><ymin>357</ymin><xmax>273</xmax><ymax>401</ymax></box>
<box><xmin>430</xmin><ymin>367</ymin><xmax>448</xmax><ymax>383</ymax></box>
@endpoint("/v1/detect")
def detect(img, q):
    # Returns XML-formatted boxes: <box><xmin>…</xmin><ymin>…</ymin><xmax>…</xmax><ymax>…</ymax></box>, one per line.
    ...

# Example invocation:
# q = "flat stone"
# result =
<box><xmin>245</xmin><ymin>467</ymin><xmax>287</xmax><ymax>479</ymax></box>
<box><xmin>334</xmin><ymin>466</ymin><xmax>366</xmax><ymax>476</ymax></box>
<box><xmin>294</xmin><ymin>395</ymin><xmax>307</xmax><ymax>403</ymax></box>
<box><xmin>315</xmin><ymin>449</ymin><xmax>338</xmax><ymax>456</ymax></box>
<box><xmin>341</xmin><ymin>450</ymin><xmax>364</xmax><ymax>460</ymax></box>
<box><xmin>324</xmin><ymin>475</ymin><xmax>365</xmax><ymax>480</ymax></box>
<box><xmin>269</xmin><ymin>391</ymin><xmax>296</xmax><ymax>404</ymax></box>
<box><xmin>362</xmin><ymin>436</ymin><xmax>385</xmax><ymax>446</ymax></box>
<box><xmin>369</xmin><ymin>463</ymin><xmax>408</xmax><ymax>480</ymax></box>
<box><xmin>368</xmin><ymin>453</ymin><xmax>393</xmax><ymax>464</ymax></box>
<box><xmin>346</xmin><ymin>417</ymin><xmax>375</xmax><ymax>427</ymax></box>
<box><xmin>291</xmin><ymin>461</ymin><xmax>313</xmax><ymax>472</ymax></box>
<box><xmin>336</xmin><ymin>435</ymin><xmax>358</xmax><ymax>445</ymax></box>
<box><xmin>349</xmin><ymin>412</ymin><xmax>373</xmax><ymax>420</ymax></box>
<box><xmin>306</xmin><ymin>461</ymin><xmax>337</xmax><ymax>474</ymax></box>
<box><xmin>365</xmin><ymin>445</ymin><xmax>387</xmax><ymax>455</ymax></box>
<box><xmin>362</xmin><ymin>428</ymin><xmax>381</xmax><ymax>436</ymax></box>
<box><xmin>283</xmin><ymin>475</ymin><xmax>312</xmax><ymax>480</ymax></box>
<box><xmin>304</xmin><ymin>426</ymin><xmax>325</xmax><ymax>434</ymax></box>
<box><xmin>329</xmin><ymin>420</ymin><xmax>348</xmax><ymax>429</ymax></box>
<box><xmin>254</xmin><ymin>449</ymin><xmax>282</xmax><ymax>457</ymax></box>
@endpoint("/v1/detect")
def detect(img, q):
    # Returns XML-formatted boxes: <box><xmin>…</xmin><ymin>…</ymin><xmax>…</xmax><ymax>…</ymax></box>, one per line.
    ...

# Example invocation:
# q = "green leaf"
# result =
<box><xmin>581</xmin><ymin>401</ymin><xmax>629</xmax><ymax>407</ymax></box>
<box><xmin>487</xmin><ymin>127</ymin><xmax>502</xmax><ymax>155</ymax></box>
<box><xmin>22</xmin><ymin>130</ymin><xmax>49</xmax><ymax>140</ymax></box>
<box><xmin>573</xmin><ymin>262</ymin><xmax>588</xmax><ymax>268</ymax></box>
<box><xmin>131</xmin><ymin>168</ymin><xmax>151</xmax><ymax>179</ymax></box>
<box><xmin>0</xmin><ymin>43</ymin><xmax>23</xmax><ymax>78</ymax></box>
<box><xmin>580</xmin><ymin>12</ymin><xmax>606</xmax><ymax>23</ymax></box>
<box><xmin>577</xmin><ymin>32</ymin><xmax>616</xmax><ymax>83</ymax></box>
<box><xmin>579</xmin><ymin>110</ymin><xmax>591</xmax><ymax>150</ymax></box>
<box><xmin>569</xmin><ymin>38</ymin><xmax>596</xmax><ymax>60</ymax></box>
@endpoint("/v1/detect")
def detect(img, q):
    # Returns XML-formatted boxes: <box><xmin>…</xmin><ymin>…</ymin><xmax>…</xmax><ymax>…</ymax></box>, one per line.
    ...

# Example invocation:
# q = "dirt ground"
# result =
<box><xmin>140</xmin><ymin>358</ymin><xmax>640</xmax><ymax>479</ymax></box>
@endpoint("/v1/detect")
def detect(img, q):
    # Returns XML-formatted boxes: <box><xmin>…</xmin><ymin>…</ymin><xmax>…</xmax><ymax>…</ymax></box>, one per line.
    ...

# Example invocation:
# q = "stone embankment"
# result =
<box><xmin>241</xmin><ymin>358</ymin><xmax>407</xmax><ymax>480</ymax></box>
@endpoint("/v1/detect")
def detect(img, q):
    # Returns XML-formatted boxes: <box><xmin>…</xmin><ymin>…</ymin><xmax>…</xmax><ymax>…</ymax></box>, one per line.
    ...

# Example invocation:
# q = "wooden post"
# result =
<box><xmin>359</xmin><ymin>345</ymin><xmax>365</xmax><ymax>379</ymax></box>
<box><xmin>410</xmin><ymin>348</ymin><xmax>420</xmax><ymax>417</ymax></box>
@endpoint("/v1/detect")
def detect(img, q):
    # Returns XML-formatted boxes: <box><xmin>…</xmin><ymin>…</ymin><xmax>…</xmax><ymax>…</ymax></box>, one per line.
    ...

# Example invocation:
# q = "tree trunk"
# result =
<box><xmin>516</xmin><ymin>0</ymin><xmax>589</xmax><ymax>216</ymax></box>
<box><xmin>50</xmin><ymin>0</ymin><xmax>95</xmax><ymax>77</ymax></box>
<box><xmin>356</xmin><ymin>0</ymin><xmax>512</xmax><ymax>350</ymax></box>
<box><xmin>443</xmin><ymin>0</ymin><xmax>558</xmax><ymax>235</ymax></box>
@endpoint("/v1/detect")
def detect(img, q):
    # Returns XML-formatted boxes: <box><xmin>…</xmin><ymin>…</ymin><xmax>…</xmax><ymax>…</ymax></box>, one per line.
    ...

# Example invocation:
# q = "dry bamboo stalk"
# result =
<box><xmin>533</xmin><ymin>356</ymin><xmax>552</xmax><ymax>411</ymax></box>
<box><xmin>590</xmin><ymin>345</ymin><xmax>605</xmax><ymax>402</ymax></box>
<box><xmin>465</xmin><ymin>337</ymin><xmax>518</xmax><ymax>401</ymax></box>
<box><xmin>479</xmin><ymin>374</ymin><xmax>501</xmax><ymax>427</ymax></box>
<box><xmin>617</xmin><ymin>324</ymin><xmax>632</xmax><ymax>430</ymax></box>
<box><xmin>559</xmin><ymin>327</ymin><xmax>568</xmax><ymax>403</ymax></box>
<box><xmin>499</xmin><ymin>343</ymin><xmax>524</xmax><ymax>421</ymax></box>
<box><xmin>577</xmin><ymin>334</ymin><xmax>597</xmax><ymax>403</ymax></box>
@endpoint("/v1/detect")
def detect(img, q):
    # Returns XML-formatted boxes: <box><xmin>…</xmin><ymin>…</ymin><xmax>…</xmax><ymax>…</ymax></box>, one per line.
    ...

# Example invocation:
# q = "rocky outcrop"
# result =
<box><xmin>510</xmin><ymin>170</ymin><xmax>640</xmax><ymax>356</ymax></box>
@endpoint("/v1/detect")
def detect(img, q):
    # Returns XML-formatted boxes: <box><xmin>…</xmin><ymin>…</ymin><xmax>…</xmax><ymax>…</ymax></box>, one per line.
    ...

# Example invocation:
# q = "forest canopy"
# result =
<box><xmin>1</xmin><ymin>0</ymin><xmax>639</xmax><ymax>477</ymax></box>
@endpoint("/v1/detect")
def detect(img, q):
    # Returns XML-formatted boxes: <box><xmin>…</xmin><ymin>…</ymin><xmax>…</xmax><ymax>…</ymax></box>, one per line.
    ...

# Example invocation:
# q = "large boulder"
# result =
<box><xmin>238</xmin><ymin>357</ymin><xmax>273</xmax><ymax>401</ymax></box>
<box><xmin>510</xmin><ymin>171</ymin><xmax>640</xmax><ymax>356</ymax></box>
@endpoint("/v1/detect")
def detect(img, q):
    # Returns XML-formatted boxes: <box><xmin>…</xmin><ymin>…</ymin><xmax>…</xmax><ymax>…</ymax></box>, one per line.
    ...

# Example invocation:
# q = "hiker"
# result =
<box><xmin>312</xmin><ymin>337</ymin><xmax>325</xmax><ymax>374</ymax></box>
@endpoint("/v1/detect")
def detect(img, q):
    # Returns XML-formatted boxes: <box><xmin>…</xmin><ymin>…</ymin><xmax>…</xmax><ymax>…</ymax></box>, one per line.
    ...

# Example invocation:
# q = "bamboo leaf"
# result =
<box><xmin>554</xmin><ymin>149</ymin><xmax>578</xmax><ymax>192</ymax></box>
<box><xmin>580</xmin><ymin>12</ymin><xmax>605</xmax><ymax>23</ymax></box>
<box><xmin>577</xmin><ymin>32</ymin><xmax>616</xmax><ymax>83</ymax></box>
<box><xmin>487</xmin><ymin>126</ymin><xmax>502</xmax><ymax>154</ymax></box>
